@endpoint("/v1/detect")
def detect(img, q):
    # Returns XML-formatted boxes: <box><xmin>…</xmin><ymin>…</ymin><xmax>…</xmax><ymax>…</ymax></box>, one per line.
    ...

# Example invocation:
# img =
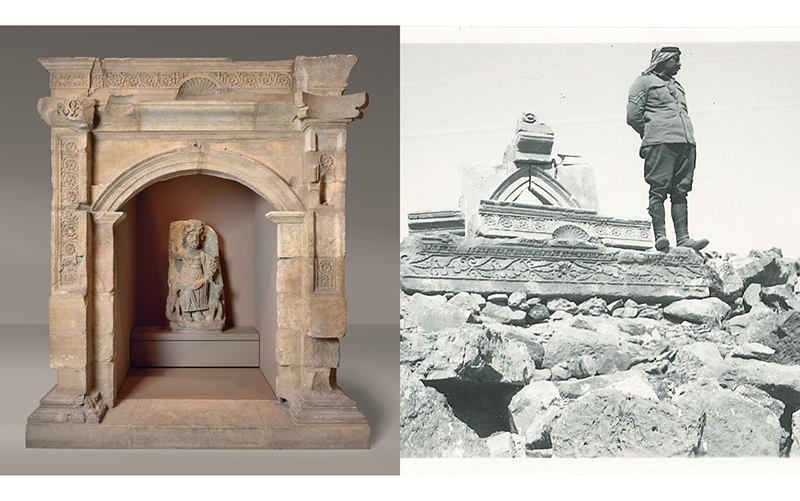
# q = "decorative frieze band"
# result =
<box><xmin>50</xmin><ymin>71</ymin><xmax>292</xmax><ymax>90</ymax></box>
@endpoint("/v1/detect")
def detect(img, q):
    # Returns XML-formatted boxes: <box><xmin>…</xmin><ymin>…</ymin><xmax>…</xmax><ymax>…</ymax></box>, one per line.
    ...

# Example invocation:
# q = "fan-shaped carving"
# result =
<box><xmin>178</xmin><ymin>77</ymin><xmax>219</xmax><ymax>97</ymax></box>
<box><xmin>552</xmin><ymin>224</ymin><xmax>590</xmax><ymax>240</ymax></box>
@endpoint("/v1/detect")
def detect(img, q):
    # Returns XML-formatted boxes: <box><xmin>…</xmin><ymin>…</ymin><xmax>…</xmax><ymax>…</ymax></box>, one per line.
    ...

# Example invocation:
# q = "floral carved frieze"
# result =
<box><xmin>400</xmin><ymin>234</ymin><xmax>713</xmax><ymax>299</ymax></box>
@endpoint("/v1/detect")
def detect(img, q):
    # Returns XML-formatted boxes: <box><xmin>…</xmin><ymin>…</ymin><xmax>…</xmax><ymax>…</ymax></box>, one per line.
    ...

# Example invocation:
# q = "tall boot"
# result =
<box><xmin>672</xmin><ymin>200</ymin><xmax>709</xmax><ymax>251</ymax></box>
<box><xmin>648</xmin><ymin>201</ymin><xmax>670</xmax><ymax>251</ymax></box>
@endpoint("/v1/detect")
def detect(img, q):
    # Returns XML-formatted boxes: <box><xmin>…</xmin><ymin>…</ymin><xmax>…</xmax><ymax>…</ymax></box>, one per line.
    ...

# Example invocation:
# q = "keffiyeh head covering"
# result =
<box><xmin>642</xmin><ymin>46</ymin><xmax>681</xmax><ymax>75</ymax></box>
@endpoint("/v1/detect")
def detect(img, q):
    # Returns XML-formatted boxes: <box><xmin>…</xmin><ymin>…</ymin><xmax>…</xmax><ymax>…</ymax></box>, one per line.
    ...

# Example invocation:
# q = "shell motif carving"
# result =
<box><xmin>552</xmin><ymin>224</ymin><xmax>591</xmax><ymax>241</ymax></box>
<box><xmin>178</xmin><ymin>77</ymin><xmax>220</xmax><ymax>97</ymax></box>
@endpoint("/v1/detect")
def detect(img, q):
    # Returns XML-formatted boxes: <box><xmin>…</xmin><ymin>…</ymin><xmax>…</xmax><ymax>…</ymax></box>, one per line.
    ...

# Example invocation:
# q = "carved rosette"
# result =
<box><xmin>38</xmin><ymin>97</ymin><xmax>95</xmax><ymax>133</ymax></box>
<box><xmin>315</xmin><ymin>259</ymin><xmax>337</xmax><ymax>292</ymax></box>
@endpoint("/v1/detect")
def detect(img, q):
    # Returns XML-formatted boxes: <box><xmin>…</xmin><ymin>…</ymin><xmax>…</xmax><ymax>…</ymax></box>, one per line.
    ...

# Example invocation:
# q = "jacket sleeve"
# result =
<box><xmin>626</xmin><ymin>76</ymin><xmax>647</xmax><ymax>138</ymax></box>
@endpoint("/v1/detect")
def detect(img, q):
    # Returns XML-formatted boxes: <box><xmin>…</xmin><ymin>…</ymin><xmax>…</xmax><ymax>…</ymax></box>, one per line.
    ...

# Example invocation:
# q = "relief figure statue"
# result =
<box><xmin>166</xmin><ymin>219</ymin><xmax>225</xmax><ymax>331</ymax></box>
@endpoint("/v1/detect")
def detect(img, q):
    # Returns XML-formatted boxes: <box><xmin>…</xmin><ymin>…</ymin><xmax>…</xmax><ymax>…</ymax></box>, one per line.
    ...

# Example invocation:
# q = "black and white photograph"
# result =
<box><xmin>400</xmin><ymin>28</ymin><xmax>800</xmax><ymax>467</ymax></box>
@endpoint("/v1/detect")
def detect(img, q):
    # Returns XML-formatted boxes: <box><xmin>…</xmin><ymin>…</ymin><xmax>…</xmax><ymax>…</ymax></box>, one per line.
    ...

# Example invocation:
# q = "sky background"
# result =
<box><xmin>401</xmin><ymin>38</ymin><xmax>800</xmax><ymax>258</ymax></box>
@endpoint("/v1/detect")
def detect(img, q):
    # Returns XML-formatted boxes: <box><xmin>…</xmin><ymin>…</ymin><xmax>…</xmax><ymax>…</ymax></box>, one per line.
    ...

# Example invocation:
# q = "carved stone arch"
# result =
<box><xmin>92</xmin><ymin>146</ymin><xmax>303</xmax><ymax>212</ymax></box>
<box><xmin>489</xmin><ymin>166</ymin><xmax>581</xmax><ymax>208</ymax></box>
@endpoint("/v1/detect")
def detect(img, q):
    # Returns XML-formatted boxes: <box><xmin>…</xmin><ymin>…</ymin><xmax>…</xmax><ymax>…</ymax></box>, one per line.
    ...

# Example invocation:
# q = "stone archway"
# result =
<box><xmin>29</xmin><ymin>55</ymin><xmax>369</xmax><ymax>449</ymax></box>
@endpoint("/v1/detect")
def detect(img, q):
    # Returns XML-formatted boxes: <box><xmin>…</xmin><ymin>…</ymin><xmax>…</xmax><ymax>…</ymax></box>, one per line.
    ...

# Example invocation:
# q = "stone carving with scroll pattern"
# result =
<box><xmin>166</xmin><ymin>219</ymin><xmax>225</xmax><ymax>332</ymax></box>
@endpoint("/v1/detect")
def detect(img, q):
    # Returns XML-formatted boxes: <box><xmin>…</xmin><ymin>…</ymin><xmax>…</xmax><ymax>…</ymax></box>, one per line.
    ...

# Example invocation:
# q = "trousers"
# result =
<box><xmin>641</xmin><ymin>143</ymin><xmax>696</xmax><ymax>205</ymax></box>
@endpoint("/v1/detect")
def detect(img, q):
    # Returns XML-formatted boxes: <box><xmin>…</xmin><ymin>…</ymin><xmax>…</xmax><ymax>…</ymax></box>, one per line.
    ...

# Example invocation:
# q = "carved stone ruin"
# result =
<box><xmin>402</xmin><ymin>113</ymin><xmax>714</xmax><ymax>301</ymax></box>
<box><xmin>27</xmin><ymin>55</ymin><xmax>369</xmax><ymax>449</ymax></box>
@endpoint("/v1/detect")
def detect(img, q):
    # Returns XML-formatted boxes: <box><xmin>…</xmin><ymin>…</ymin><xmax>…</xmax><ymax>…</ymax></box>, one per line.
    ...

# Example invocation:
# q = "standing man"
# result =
<box><xmin>627</xmin><ymin>46</ymin><xmax>708</xmax><ymax>252</ymax></box>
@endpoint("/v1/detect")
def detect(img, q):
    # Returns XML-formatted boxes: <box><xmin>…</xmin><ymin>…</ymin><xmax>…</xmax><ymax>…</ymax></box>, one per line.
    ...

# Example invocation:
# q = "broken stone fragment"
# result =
<box><xmin>508</xmin><ymin>380</ymin><xmax>562</xmax><ymax>449</ymax></box>
<box><xmin>761</xmin><ymin>284</ymin><xmax>794</xmax><ymax>305</ymax></box>
<box><xmin>485</xmin><ymin>431</ymin><xmax>527</xmax><ymax>458</ymax></box>
<box><xmin>550</xmin><ymin>389</ymin><xmax>697</xmax><ymax>457</ymax></box>
<box><xmin>527</xmin><ymin>304</ymin><xmax>551</xmax><ymax>324</ymax></box>
<box><xmin>576</xmin><ymin>297</ymin><xmax>608</xmax><ymax>316</ymax></box>
<box><xmin>720</xmin><ymin>357</ymin><xmax>800</xmax><ymax>408</ymax></box>
<box><xmin>508</xmin><ymin>291</ymin><xmax>527</xmax><ymax>308</ymax></box>
<box><xmin>730</xmin><ymin>343</ymin><xmax>775</xmax><ymax>361</ymax></box>
<box><xmin>663</xmin><ymin>297</ymin><xmax>731</xmax><ymax>325</ymax></box>
<box><xmin>487</xmin><ymin>293</ymin><xmax>509</xmax><ymax>305</ymax></box>
<box><xmin>742</xmin><ymin>283</ymin><xmax>763</xmax><ymax>309</ymax></box>
<box><xmin>447</xmin><ymin>291</ymin><xmax>485</xmax><ymax>313</ymax></box>
<box><xmin>739</xmin><ymin>310</ymin><xmax>800</xmax><ymax>365</ymax></box>
<box><xmin>707</xmin><ymin>257</ymin><xmax>745</xmax><ymax>302</ymax></box>
<box><xmin>481</xmin><ymin>302</ymin><xmax>527</xmax><ymax>325</ymax></box>
<box><xmin>546</xmin><ymin>298</ymin><xmax>578</xmax><ymax>314</ymax></box>
<box><xmin>671</xmin><ymin>378</ymin><xmax>781</xmax><ymax>457</ymax></box>
<box><xmin>555</xmin><ymin>369</ymin><xmax>652</xmax><ymax>399</ymax></box>
<box><xmin>543</xmin><ymin>326</ymin><xmax>631</xmax><ymax>376</ymax></box>
<box><xmin>612</xmin><ymin>307</ymin><xmax>638</xmax><ymax>318</ymax></box>
<box><xmin>668</xmin><ymin>342</ymin><xmax>726</xmax><ymax>386</ymax></box>
<box><xmin>400</xmin><ymin>366</ymin><xmax>490</xmax><ymax>458</ymax></box>
<box><xmin>405</xmin><ymin>293</ymin><xmax>472</xmax><ymax>331</ymax></box>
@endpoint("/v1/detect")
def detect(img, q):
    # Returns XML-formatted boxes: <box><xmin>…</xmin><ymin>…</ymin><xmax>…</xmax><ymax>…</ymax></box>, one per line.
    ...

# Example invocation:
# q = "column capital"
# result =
<box><xmin>38</xmin><ymin>97</ymin><xmax>96</xmax><ymax>132</ymax></box>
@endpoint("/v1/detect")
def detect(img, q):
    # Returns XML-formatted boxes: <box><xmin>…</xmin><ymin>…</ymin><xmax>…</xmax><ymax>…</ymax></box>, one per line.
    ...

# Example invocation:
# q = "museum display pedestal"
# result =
<box><xmin>26</xmin><ymin>55</ymin><xmax>369</xmax><ymax>449</ymax></box>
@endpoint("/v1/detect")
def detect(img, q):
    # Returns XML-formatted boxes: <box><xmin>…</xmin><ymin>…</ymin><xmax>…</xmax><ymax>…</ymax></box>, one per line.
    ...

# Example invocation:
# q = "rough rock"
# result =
<box><xmin>485</xmin><ymin>431</ymin><xmax>526</xmax><ymax>458</ymax></box>
<box><xmin>508</xmin><ymin>380</ymin><xmax>561</xmax><ymax>449</ymax></box>
<box><xmin>508</xmin><ymin>292</ymin><xmax>527</xmax><ymax>308</ymax></box>
<box><xmin>547</xmin><ymin>298</ymin><xmax>577</xmax><ymax>315</ymax></box>
<box><xmin>487</xmin><ymin>293</ymin><xmax>508</xmax><ymax>305</ymax></box>
<box><xmin>555</xmin><ymin>370</ymin><xmax>652</xmax><ymax>399</ymax></box>
<box><xmin>731</xmin><ymin>343</ymin><xmax>775</xmax><ymax>361</ymax></box>
<box><xmin>613</xmin><ymin>307</ymin><xmax>638</xmax><ymax>318</ymax></box>
<box><xmin>576</xmin><ymin>297</ymin><xmax>608</xmax><ymax>317</ymax></box>
<box><xmin>405</xmin><ymin>293</ymin><xmax>472</xmax><ymax>331</ymax></box>
<box><xmin>527</xmin><ymin>304</ymin><xmax>550</xmax><ymax>323</ymax></box>
<box><xmin>668</xmin><ymin>342</ymin><xmax>726</xmax><ymax>386</ymax></box>
<box><xmin>543</xmin><ymin>326</ymin><xmax>631</xmax><ymax>375</ymax></box>
<box><xmin>567</xmin><ymin>355</ymin><xmax>597</xmax><ymax>379</ymax></box>
<box><xmin>739</xmin><ymin>310</ymin><xmax>800</xmax><ymax>365</ymax></box>
<box><xmin>638</xmin><ymin>305</ymin><xmax>663</xmax><ymax>320</ymax></box>
<box><xmin>742</xmin><ymin>283</ymin><xmax>763</xmax><ymax>309</ymax></box>
<box><xmin>730</xmin><ymin>384</ymin><xmax>786</xmax><ymax>419</ymax></box>
<box><xmin>606</xmin><ymin>374</ymin><xmax>659</xmax><ymax>400</ymax></box>
<box><xmin>730</xmin><ymin>249</ymin><xmax>788</xmax><ymax>288</ymax></box>
<box><xmin>708</xmin><ymin>257</ymin><xmax>745</xmax><ymax>301</ymax></box>
<box><xmin>550</xmin><ymin>389</ymin><xmax>698</xmax><ymax>457</ymax></box>
<box><xmin>793</xmin><ymin>409</ymin><xmax>800</xmax><ymax>458</ymax></box>
<box><xmin>664</xmin><ymin>298</ymin><xmax>731</xmax><ymax>325</ymax></box>
<box><xmin>481</xmin><ymin>302</ymin><xmax>527</xmax><ymax>325</ymax></box>
<box><xmin>401</xmin><ymin>325</ymin><xmax>542</xmax><ymax>384</ymax></box>
<box><xmin>400</xmin><ymin>366</ymin><xmax>490</xmax><ymax>458</ymax></box>
<box><xmin>447</xmin><ymin>292</ymin><xmax>485</xmax><ymax>313</ymax></box>
<box><xmin>720</xmin><ymin>357</ymin><xmax>800</xmax><ymax>407</ymax></box>
<box><xmin>761</xmin><ymin>284</ymin><xmax>794</xmax><ymax>305</ymax></box>
<box><xmin>549</xmin><ymin>310</ymin><xmax>573</xmax><ymax>321</ymax></box>
<box><xmin>672</xmin><ymin>379</ymin><xmax>781</xmax><ymax>457</ymax></box>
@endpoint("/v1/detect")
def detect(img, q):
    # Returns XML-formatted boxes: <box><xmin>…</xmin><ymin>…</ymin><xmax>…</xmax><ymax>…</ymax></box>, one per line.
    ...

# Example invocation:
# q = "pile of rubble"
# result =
<box><xmin>400</xmin><ymin>247</ymin><xmax>800</xmax><ymax>458</ymax></box>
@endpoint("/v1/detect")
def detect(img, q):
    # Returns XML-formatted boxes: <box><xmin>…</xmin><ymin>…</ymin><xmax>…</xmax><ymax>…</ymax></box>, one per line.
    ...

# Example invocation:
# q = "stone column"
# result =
<box><xmin>91</xmin><ymin>211</ymin><xmax>126</xmax><ymax>405</ymax></box>
<box><xmin>29</xmin><ymin>97</ymin><xmax>108</xmax><ymax>424</ymax></box>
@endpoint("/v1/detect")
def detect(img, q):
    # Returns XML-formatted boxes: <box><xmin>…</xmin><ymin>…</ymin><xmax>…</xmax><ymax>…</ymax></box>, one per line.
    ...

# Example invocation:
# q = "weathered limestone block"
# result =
<box><xmin>672</xmin><ymin>379</ymin><xmax>781</xmax><ymax>457</ymax></box>
<box><xmin>266</xmin><ymin>212</ymin><xmax>309</xmax><ymax>258</ymax></box>
<box><xmin>551</xmin><ymin>389</ymin><xmax>698</xmax><ymax>457</ymax></box>
<box><xmin>707</xmin><ymin>257</ymin><xmax>745</xmax><ymax>302</ymax></box>
<box><xmin>731</xmin><ymin>343</ymin><xmax>776</xmax><ymax>361</ymax></box>
<box><xmin>543</xmin><ymin>326</ymin><xmax>631</xmax><ymax>375</ymax></box>
<box><xmin>508</xmin><ymin>380</ymin><xmax>562</xmax><ymax>448</ymax></box>
<box><xmin>165</xmin><ymin>220</ymin><xmax>225</xmax><ymax>332</ymax></box>
<box><xmin>447</xmin><ymin>292</ymin><xmax>486</xmax><ymax>312</ymax></box>
<box><xmin>485</xmin><ymin>432</ymin><xmax>527</xmax><ymax>458</ymax></box>
<box><xmin>480</xmin><ymin>302</ymin><xmax>527</xmax><ymax>325</ymax></box>
<box><xmin>401</xmin><ymin>325</ymin><xmax>542</xmax><ymax>385</ymax></box>
<box><xmin>400</xmin><ymin>366</ymin><xmax>490</xmax><ymax>458</ymax></box>
<box><xmin>308</xmin><ymin>297</ymin><xmax>346</xmax><ymax>338</ymax></box>
<box><xmin>38</xmin><ymin>97</ymin><xmax>95</xmax><ymax>132</ymax></box>
<box><xmin>302</xmin><ymin>337</ymin><xmax>340</xmax><ymax>368</ymax></box>
<box><xmin>663</xmin><ymin>298</ymin><xmax>731</xmax><ymax>325</ymax></box>
<box><xmin>49</xmin><ymin>295</ymin><xmax>89</xmax><ymax>336</ymax></box>
<box><xmin>720</xmin><ymin>358</ymin><xmax>800</xmax><ymax>407</ymax></box>
<box><xmin>405</xmin><ymin>293</ymin><xmax>472</xmax><ymax>331</ymax></box>
<box><xmin>275</xmin><ymin>329</ymin><xmax>301</xmax><ymax>366</ymax></box>
<box><xmin>739</xmin><ymin>310</ymin><xmax>800</xmax><ymax>365</ymax></box>
<box><xmin>555</xmin><ymin>369</ymin><xmax>652</xmax><ymax>399</ymax></box>
<box><xmin>668</xmin><ymin>342</ymin><xmax>726</xmax><ymax>386</ymax></box>
<box><xmin>576</xmin><ymin>297</ymin><xmax>608</xmax><ymax>316</ymax></box>
<box><xmin>277</xmin><ymin>295</ymin><xmax>304</xmax><ymax>332</ymax></box>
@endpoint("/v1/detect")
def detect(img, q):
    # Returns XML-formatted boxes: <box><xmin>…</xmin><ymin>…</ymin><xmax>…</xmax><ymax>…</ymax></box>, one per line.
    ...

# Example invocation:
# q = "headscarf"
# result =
<box><xmin>642</xmin><ymin>46</ymin><xmax>681</xmax><ymax>75</ymax></box>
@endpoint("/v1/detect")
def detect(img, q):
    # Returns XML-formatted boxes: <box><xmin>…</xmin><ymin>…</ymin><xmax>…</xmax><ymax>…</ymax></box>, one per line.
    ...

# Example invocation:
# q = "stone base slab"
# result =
<box><xmin>130</xmin><ymin>326</ymin><xmax>259</xmax><ymax>368</ymax></box>
<box><xmin>26</xmin><ymin>397</ymin><xmax>369</xmax><ymax>449</ymax></box>
<box><xmin>400</xmin><ymin>233</ymin><xmax>713</xmax><ymax>302</ymax></box>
